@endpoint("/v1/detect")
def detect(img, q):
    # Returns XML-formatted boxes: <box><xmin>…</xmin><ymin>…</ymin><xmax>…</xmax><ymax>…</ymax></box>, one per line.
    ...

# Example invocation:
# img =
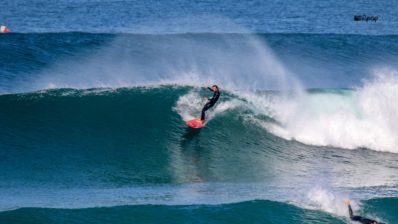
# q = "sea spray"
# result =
<box><xmin>20</xmin><ymin>32</ymin><xmax>302</xmax><ymax>96</ymax></box>
<box><xmin>307</xmin><ymin>187</ymin><xmax>352</xmax><ymax>217</ymax></box>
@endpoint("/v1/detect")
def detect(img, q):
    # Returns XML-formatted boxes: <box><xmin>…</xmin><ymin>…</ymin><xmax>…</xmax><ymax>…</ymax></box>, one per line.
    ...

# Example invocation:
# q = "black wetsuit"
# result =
<box><xmin>201</xmin><ymin>87</ymin><xmax>220</xmax><ymax>120</ymax></box>
<box><xmin>348</xmin><ymin>205</ymin><xmax>382</xmax><ymax>224</ymax></box>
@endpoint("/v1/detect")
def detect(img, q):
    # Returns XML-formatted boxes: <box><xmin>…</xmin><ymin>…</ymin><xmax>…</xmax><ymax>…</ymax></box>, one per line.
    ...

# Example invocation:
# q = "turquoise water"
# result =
<box><xmin>1</xmin><ymin>87</ymin><xmax>398</xmax><ymax>223</ymax></box>
<box><xmin>0</xmin><ymin>200</ymin><xmax>346</xmax><ymax>224</ymax></box>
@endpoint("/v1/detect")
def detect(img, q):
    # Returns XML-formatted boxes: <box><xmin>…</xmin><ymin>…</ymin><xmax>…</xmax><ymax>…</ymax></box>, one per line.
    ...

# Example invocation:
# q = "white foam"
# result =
<box><xmin>246</xmin><ymin>68</ymin><xmax>398</xmax><ymax>153</ymax></box>
<box><xmin>173</xmin><ymin>91</ymin><xmax>205</xmax><ymax>121</ymax></box>
<box><xmin>307</xmin><ymin>187</ymin><xmax>352</xmax><ymax>217</ymax></box>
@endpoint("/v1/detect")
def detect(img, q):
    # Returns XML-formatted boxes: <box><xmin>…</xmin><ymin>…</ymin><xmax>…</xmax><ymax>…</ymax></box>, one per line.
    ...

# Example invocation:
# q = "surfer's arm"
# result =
<box><xmin>202</xmin><ymin>86</ymin><xmax>214</xmax><ymax>92</ymax></box>
<box><xmin>344</xmin><ymin>200</ymin><xmax>355</xmax><ymax>219</ymax></box>
<box><xmin>202</xmin><ymin>87</ymin><xmax>213</xmax><ymax>101</ymax></box>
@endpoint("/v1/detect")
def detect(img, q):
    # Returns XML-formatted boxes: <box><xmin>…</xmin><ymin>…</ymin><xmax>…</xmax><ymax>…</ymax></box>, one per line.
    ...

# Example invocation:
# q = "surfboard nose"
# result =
<box><xmin>186</xmin><ymin>118</ymin><xmax>206</xmax><ymax>128</ymax></box>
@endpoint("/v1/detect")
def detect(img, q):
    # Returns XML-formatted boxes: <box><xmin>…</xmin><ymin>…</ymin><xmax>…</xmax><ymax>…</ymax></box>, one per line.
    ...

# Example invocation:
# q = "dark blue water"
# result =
<box><xmin>1</xmin><ymin>1</ymin><xmax>398</xmax><ymax>223</ymax></box>
<box><xmin>1</xmin><ymin>0</ymin><xmax>398</xmax><ymax>34</ymax></box>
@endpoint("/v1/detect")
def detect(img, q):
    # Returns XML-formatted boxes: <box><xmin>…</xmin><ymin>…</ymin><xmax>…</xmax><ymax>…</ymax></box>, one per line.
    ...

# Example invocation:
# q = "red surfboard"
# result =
<box><xmin>186</xmin><ymin>118</ymin><xmax>206</xmax><ymax>129</ymax></box>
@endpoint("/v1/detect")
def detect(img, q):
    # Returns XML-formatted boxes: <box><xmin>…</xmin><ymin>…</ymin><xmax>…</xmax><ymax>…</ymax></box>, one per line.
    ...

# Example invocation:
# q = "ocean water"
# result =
<box><xmin>1</xmin><ymin>1</ymin><xmax>398</xmax><ymax>224</ymax></box>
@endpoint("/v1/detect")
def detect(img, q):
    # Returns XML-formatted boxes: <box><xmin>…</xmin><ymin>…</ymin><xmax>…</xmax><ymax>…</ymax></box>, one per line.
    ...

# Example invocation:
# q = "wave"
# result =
<box><xmin>2</xmin><ymin>31</ymin><xmax>398</xmax><ymax>218</ymax></box>
<box><xmin>0</xmin><ymin>200</ymin><xmax>344</xmax><ymax>224</ymax></box>
<box><xmin>1</xmin><ymin>86</ymin><xmax>398</xmax><ymax>211</ymax></box>
<box><xmin>1</xmin><ymin>198</ymin><xmax>397</xmax><ymax>224</ymax></box>
<box><xmin>3</xmin><ymin>80</ymin><xmax>398</xmax><ymax>153</ymax></box>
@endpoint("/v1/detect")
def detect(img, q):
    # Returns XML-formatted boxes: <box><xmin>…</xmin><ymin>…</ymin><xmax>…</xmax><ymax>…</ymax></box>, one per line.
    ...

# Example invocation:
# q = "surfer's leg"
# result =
<box><xmin>201</xmin><ymin>110</ymin><xmax>205</xmax><ymax>121</ymax></box>
<box><xmin>201</xmin><ymin>106</ymin><xmax>208</xmax><ymax>120</ymax></box>
<box><xmin>201</xmin><ymin>103</ymin><xmax>213</xmax><ymax>120</ymax></box>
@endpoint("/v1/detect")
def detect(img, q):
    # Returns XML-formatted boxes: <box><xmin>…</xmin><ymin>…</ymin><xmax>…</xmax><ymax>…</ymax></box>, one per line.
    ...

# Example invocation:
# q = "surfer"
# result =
<box><xmin>345</xmin><ymin>200</ymin><xmax>383</xmax><ymax>224</ymax></box>
<box><xmin>201</xmin><ymin>85</ymin><xmax>220</xmax><ymax>121</ymax></box>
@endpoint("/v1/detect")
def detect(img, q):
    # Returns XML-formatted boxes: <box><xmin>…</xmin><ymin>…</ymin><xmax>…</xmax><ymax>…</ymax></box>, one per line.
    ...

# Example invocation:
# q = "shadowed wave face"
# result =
<box><xmin>0</xmin><ymin>200</ymin><xmax>347</xmax><ymax>224</ymax></box>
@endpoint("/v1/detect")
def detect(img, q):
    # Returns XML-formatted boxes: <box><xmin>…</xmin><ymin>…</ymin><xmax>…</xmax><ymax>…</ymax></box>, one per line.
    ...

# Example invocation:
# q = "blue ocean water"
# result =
<box><xmin>1</xmin><ymin>0</ymin><xmax>398</xmax><ymax>34</ymax></box>
<box><xmin>1</xmin><ymin>1</ymin><xmax>398</xmax><ymax>223</ymax></box>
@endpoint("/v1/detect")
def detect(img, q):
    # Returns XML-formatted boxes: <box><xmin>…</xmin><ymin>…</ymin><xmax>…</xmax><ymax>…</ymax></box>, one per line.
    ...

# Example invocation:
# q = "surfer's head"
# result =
<box><xmin>212</xmin><ymin>85</ymin><xmax>219</xmax><ymax>92</ymax></box>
